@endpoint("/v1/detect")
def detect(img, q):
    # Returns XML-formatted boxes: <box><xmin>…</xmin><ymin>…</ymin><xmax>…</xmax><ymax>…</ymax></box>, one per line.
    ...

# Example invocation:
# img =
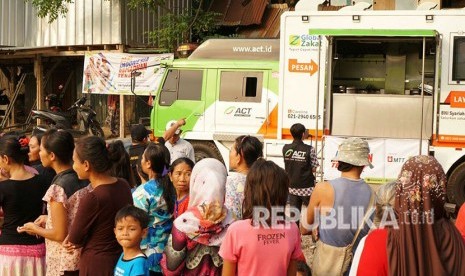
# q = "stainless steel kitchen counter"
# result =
<box><xmin>331</xmin><ymin>93</ymin><xmax>433</xmax><ymax>139</ymax></box>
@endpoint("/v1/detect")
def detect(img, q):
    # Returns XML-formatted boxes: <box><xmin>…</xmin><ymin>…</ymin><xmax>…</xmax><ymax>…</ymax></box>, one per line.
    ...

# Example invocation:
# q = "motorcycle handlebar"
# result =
<box><xmin>68</xmin><ymin>96</ymin><xmax>87</xmax><ymax>110</ymax></box>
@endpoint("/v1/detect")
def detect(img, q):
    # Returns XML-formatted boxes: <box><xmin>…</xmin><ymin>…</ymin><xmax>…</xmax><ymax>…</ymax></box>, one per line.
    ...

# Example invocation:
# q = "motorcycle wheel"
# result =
<box><xmin>89</xmin><ymin>121</ymin><xmax>105</xmax><ymax>138</ymax></box>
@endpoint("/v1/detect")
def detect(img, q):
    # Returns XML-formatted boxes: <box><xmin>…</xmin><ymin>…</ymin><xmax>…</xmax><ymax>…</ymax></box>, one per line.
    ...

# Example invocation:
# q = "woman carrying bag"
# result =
<box><xmin>302</xmin><ymin>137</ymin><xmax>374</xmax><ymax>275</ymax></box>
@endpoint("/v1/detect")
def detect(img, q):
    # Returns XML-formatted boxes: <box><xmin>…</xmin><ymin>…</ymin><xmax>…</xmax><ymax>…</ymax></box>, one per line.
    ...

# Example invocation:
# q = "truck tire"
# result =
<box><xmin>447</xmin><ymin>162</ymin><xmax>465</xmax><ymax>207</ymax></box>
<box><xmin>190</xmin><ymin>141</ymin><xmax>224</xmax><ymax>164</ymax></box>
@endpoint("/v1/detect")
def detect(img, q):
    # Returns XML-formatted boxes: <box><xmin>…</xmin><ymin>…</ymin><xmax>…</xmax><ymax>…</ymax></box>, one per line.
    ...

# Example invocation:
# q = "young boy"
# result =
<box><xmin>114</xmin><ymin>205</ymin><xmax>150</xmax><ymax>276</ymax></box>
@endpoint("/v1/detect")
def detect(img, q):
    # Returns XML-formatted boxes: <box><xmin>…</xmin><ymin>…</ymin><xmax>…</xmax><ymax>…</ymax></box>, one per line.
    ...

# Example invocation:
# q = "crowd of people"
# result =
<box><xmin>0</xmin><ymin>122</ymin><xmax>465</xmax><ymax>276</ymax></box>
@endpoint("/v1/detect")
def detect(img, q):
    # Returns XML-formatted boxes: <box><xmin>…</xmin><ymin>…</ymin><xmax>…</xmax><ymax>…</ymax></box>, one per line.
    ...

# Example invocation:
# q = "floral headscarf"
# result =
<box><xmin>174</xmin><ymin>158</ymin><xmax>232</xmax><ymax>246</ymax></box>
<box><xmin>388</xmin><ymin>155</ymin><xmax>465</xmax><ymax>276</ymax></box>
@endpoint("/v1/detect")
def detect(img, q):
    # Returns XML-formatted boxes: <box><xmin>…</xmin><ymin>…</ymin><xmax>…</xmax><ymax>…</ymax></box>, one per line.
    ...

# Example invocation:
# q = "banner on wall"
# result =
<box><xmin>323</xmin><ymin>137</ymin><xmax>384</xmax><ymax>181</ymax></box>
<box><xmin>384</xmin><ymin>139</ymin><xmax>429</xmax><ymax>179</ymax></box>
<box><xmin>323</xmin><ymin>136</ymin><xmax>428</xmax><ymax>183</ymax></box>
<box><xmin>82</xmin><ymin>52</ymin><xmax>173</xmax><ymax>95</ymax></box>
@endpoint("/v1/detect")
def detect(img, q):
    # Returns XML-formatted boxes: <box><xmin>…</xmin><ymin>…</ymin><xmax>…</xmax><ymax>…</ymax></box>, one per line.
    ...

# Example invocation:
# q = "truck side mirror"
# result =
<box><xmin>131</xmin><ymin>71</ymin><xmax>142</xmax><ymax>93</ymax></box>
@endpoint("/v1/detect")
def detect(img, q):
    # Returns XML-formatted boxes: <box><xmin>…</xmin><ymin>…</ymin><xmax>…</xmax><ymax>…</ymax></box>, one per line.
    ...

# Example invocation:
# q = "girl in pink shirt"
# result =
<box><xmin>219</xmin><ymin>159</ymin><xmax>305</xmax><ymax>276</ymax></box>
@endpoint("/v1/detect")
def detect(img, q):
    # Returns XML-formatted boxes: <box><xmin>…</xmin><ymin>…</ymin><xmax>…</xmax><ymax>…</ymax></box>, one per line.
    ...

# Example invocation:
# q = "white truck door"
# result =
<box><xmin>280</xmin><ymin>15</ymin><xmax>325</xmax><ymax>140</ymax></box>
<box><xmin>214</xmin><ymin>70</ymin><xmax>269</xmax><ymax>134</ymax></box>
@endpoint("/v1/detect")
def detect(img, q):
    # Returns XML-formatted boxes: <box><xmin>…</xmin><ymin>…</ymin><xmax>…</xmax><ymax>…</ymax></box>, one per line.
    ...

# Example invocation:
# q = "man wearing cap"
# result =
<box><xmin>164</xmin><ymin>120</ymin><xmax>195</xmax><ymax>164</ymax></box>
<box><xmin>283</xmin><ymin>123</ymin><xmax>319</xmax><ymax>226</ymax></box>
<box><xmin>302</xmin><ymin>137</ymin><xmax>373</xmax><ymax>254</ymax></box>
<box><xmin>128</xmin><ymin>124</ymin><xmax>152</xmax><ymax>187</ymax></box>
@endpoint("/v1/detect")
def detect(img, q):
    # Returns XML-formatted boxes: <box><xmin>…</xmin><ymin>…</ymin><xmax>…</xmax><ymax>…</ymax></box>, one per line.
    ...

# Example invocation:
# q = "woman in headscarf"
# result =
<box><xmin>355</xmin><ymin>155</ymin><xmax>465</xmax><ymax>276</ymax></box>
<box><xmin>161</xmin><ymin>158</ymin><xmax>232</xmax><ymax>276</ymax></box>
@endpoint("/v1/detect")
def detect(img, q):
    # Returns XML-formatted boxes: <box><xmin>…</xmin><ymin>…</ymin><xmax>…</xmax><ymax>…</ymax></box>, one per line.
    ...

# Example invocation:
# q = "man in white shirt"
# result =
<box><xmin>164</xmin><ymin>120</ymin><xmax>195</xmax><ymax>164</ymax></box>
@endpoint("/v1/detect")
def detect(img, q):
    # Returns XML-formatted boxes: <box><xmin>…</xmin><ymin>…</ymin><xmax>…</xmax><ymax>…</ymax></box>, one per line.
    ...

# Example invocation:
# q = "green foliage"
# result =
<box><xmin>147</xmin><ymin>9</ymin><xmax>220</xmax><ymax>51</ymax></box>
<box><xmin>192</xmin><ymin>11</ymin><xmax>221</xmax><ymax>41</ymax></box>
<box><xmin>126</xmin><ymin>0</ymin><xmax>170</xmax><ymax>10</ymax></box>
<box><xmin>26</xmin><ymin>0</ymin><xmax>74</xmax><ymax>23</ymax></box>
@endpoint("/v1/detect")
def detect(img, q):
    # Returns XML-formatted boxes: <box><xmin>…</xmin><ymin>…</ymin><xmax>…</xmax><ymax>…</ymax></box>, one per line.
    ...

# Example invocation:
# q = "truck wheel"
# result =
<box><xmin>190</xmin><ymin>141</ymin><xmax>224</xmax><ymax>164</ymax></box>
<box><xmin>447</xmin><ymin>162</ymin><xmax>465</xmax><ymax>207</ymax></box>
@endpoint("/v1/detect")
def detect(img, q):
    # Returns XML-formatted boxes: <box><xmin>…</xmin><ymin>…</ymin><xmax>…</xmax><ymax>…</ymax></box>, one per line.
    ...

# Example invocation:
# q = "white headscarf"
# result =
<box><xmin>174</xmin><ymin>158</ymin><xmax>232</xmax><ymax>246</ymax></box>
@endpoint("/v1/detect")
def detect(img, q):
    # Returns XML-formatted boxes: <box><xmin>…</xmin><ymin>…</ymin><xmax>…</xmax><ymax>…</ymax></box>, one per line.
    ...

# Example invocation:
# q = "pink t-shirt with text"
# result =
<box><xmin>219</xmin><ymin>219</ymin><xmax>304</xmax><ymax>275</ymax></box>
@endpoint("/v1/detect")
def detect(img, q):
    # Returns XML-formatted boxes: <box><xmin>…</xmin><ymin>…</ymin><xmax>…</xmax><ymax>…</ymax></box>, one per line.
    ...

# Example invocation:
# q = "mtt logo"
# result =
<box><xmin>224</xmin><ymin>106</ymin><xmax>252</xmax><ymax>117</ymax></box>
<box><xmin>387</xmin><ymin>156</ymin><xmax>406</xmax><ymax>163</ymax></box>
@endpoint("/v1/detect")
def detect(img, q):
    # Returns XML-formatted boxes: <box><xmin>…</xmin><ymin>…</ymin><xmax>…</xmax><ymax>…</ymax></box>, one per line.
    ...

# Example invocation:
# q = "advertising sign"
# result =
<box><xmin>82</xmin><ymin>52</ymin><xmax>173</xmax><ymax>95</ymax></box>
<box><xmin>438</xmin><ymin>90</ymin><xmax>465</xmax><ymax>143</ymax></box>
<box><xmin>281</xmin><ymin>22</ymin><xmax>325</xmax><ymax>136</ymax></box>
<box><xmin>323</xmin><ymin>136</ymin><xmax>428</xmax><ymax>183</ymax></box>
<box><xmin>384</xmin><ymin>139</ymin><xmax>428</xmax><ymax>179</ymax></box>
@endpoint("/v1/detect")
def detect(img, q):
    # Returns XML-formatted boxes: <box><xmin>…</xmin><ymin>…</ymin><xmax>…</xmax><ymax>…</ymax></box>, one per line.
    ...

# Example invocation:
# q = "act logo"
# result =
<box><xmin>224</xmin><ymin>106</ymin><xmax>252</xmax><ymax>117</ymax></box>
<box><xmin>225</xmin><ymin>106</ymin><xmax>236</xmax><ymax>115</ymax></box>
<box><xmin>285</xmin><ymin>149</ymin><xmax>306</xmax><ymax>160</ymax></box>
<box><xmin>289</xmin><ymin>35</ymin><xmax>301</xmax><ymax>46</ymax></box>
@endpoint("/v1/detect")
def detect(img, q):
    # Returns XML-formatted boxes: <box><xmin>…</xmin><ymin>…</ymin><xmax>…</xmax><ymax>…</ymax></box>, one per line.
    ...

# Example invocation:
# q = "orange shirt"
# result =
<box><xmin>175</xmin><ymin>196</ymin><xmax>189</xmax><ymax>218</ymax></box>
<box><xmin>456</xmin><ymin>204</ymin><xmax>465</xmax><ymax>243</ymax></box>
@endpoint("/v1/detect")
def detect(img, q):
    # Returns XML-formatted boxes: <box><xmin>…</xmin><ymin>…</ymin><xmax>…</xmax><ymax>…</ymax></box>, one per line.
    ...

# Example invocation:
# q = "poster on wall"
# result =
<box><xmin>82</xmin><ymin>52</ymin><xmax>173</xmax><ymax>95</ymax></box>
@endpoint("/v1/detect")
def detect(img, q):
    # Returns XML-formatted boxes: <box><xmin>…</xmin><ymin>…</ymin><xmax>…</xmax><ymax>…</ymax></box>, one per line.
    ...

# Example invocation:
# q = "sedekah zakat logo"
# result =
<box><xmin>224</xmin><ymin>106</ymin><xmax>252</xmax><ymax>117</ymax></box>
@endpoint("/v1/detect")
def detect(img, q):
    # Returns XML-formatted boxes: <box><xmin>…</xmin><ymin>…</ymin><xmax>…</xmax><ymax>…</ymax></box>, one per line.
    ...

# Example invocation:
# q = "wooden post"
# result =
<box><xmin>8</xmin><ymin>68</ymin><xmax>15</xmax><ymax>125</ymax></box>
<box><xmin>35</xmin><ymin>55</ymin><xmax>44</xmax><ymax>125</ymax></box>
<box><xmin>119</xmin><ymin>94</ymin><xmax>124</xmax><ymax>138</ymax></box>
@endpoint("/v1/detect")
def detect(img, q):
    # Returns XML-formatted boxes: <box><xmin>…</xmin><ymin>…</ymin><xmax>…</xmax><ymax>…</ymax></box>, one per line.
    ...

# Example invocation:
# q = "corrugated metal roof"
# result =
<box><xmin>0</xmin><ymin>0</ymin><xmax>190</xmax><ymax>49</ymax></box>
<box><xmin>238</xmin><ymin>4</ymin><xmax>289</xmax><ymax>38</ymax></box>
<box><xmin>318</xmin><ymin>4</ymin><xmax>345</xmax><ymax>11</ymax></box>
<box><xmin>0</xmin><ymin>0</ymin><xmax>122</xmax><ymax>48</ymax></box>
<box><xmin>210</xmin><ymin>0</ymin><xmax>269</xmax><ymax>26</ymax></box>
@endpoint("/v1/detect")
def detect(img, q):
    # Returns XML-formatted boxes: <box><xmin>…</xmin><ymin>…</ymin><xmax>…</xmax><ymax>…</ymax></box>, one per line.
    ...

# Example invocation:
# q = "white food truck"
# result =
<box><xmin>279</xmin><ymin>6</ymin><xmax>465</xmax><ymax>206</ymax></box>
<box><xmin>142</xmin><ymin>3</ymin><xmax>465</xmax><ymax>207</ymax></box>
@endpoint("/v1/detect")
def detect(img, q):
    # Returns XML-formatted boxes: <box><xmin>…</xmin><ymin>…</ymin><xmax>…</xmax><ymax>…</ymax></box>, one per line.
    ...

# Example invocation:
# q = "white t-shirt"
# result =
<box><xmin>165</xmin><ymin>138</ymin><xmax>195</xmax><ymax>164</ymax></box>
<box><xmin>349</xmin><ymin>235</ymin><xmax>367</xmax><ymax>276</ymax></box>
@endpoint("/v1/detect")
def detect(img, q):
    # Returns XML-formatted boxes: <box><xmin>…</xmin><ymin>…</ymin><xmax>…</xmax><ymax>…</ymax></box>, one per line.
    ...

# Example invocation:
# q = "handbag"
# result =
<box><xmin>311</xmin><ymin>192</ymin><xmax>374</xmax><ymax>276</ymax></box>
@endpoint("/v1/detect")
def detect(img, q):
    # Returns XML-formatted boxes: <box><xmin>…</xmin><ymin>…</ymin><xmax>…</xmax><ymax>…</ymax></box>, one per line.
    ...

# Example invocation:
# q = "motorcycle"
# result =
<box><xmin>32</xmin><ymin>96</ymin><xmax>105</xmax><ymax>138</ymax></box>
<box><xmin>45</xmin><ymin>93</ymin><xmax>63</xmax><ymax>112</ymax></box>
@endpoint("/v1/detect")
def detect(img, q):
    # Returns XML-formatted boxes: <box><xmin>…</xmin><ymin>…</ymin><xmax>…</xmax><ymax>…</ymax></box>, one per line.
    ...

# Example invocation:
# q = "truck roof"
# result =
<box><xmin>169</xmin><ymin>59</ymin><xmax>278</xmax><ymax>70</ymax></box>
<box><xmin>188</xmin><ymin>39</ymin><xmax>279</xmax><ymax>61</ymax></box>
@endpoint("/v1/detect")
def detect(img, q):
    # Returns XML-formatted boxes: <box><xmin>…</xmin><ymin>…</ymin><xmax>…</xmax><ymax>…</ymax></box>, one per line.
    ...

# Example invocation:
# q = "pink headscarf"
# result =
<box><xmin>174</xmin><ymin>158</ymin><xmax>232</xmax><ymax>246</ymax></box>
